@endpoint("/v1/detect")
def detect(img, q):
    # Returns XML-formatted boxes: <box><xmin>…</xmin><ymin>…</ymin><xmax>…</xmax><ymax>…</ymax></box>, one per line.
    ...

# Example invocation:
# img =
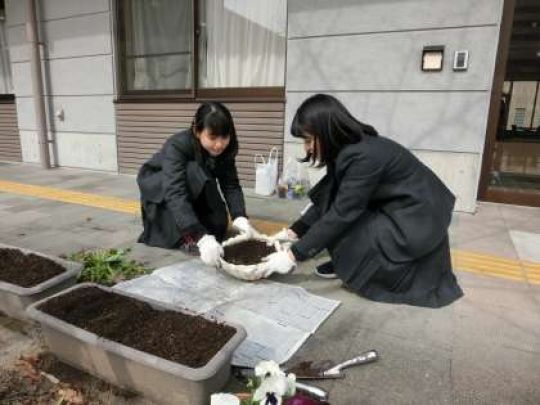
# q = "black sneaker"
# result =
<box><xmin>315</xmin><ymin>261</ymin><xmax>338</xmax><ymax>279</ymax></box>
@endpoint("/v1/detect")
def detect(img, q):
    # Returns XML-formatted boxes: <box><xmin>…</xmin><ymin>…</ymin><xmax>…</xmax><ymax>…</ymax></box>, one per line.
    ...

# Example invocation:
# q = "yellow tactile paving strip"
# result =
<box><xmin>1</xmin><ymin>179</ymin><xmax>539</xmax><ymax>285</ymax></box>
<box><xmin>0</xmin><ymin>180</ymin><xmax>140</xmax><ymax>214</ymax></box>
<box><xmin>452</xmin><ymin>250</ymin><xmax>540</xmax><ymax>285</ymax></box>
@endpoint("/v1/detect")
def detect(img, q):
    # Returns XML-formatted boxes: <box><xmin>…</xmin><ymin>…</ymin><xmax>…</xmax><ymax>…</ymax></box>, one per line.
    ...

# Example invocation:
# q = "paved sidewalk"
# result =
<box><xmin>1</xmin><ymin>163</ymin><xmax>540</xmax><ymax>404</ymax></box>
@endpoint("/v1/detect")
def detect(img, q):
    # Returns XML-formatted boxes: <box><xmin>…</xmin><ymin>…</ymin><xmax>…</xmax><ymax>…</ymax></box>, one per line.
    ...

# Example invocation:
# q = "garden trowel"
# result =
<box><xmin>286</xmin><ymin>350</ymin><xmax>379</xmax><ymax>380</ymax></box>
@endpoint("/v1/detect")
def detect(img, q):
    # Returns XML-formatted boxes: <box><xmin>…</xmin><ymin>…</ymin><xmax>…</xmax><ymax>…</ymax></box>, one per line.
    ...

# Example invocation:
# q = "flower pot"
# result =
<box><xmin>26</xmin><ymin>283</ymin><xmax>247</xmax><ymax>405</ymax></box>
<box><xmin>0</xmin><ymin>243</ymin><xmax>82</xmax><ymax>320</ymax></box>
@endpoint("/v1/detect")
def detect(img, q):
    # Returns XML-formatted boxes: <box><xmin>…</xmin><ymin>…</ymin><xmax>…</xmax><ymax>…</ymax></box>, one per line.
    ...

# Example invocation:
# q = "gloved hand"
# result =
<box><xmin>232</xmin><ymin>216</ymin><xmax>259</xmax><ymax>238</ymax></box>
<box><xmin>258</xmin><ymin>250</ymin><xmax>296</xmax><ymax>278</ymax></box>
<box><xmin>197</xmin><ymin>234</ymin><xmax>224</xmax><ymax>267</ymax></box>
<box><xmin>269</xmin><ymin>228</ymin><xmax>298</xmax><ymax>243</ymax></box>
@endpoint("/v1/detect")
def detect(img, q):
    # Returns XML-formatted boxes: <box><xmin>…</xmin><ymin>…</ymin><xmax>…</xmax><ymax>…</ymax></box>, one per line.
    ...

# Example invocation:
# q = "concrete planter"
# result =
<box><xmin>27</xmin><ymin>283</ymin><xmax>247</xmax><ymax>405</ymax></box>
<box><xmin>0</xmin><ymin>243</ymin><xmax>83</xmax><ymax>320</ymax></box>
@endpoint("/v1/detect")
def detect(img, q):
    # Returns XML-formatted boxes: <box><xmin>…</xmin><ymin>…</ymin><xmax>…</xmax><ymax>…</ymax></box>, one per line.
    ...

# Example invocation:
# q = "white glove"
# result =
<box><xmin>197</xmin><ymin>234</ymin><xmax>224</xmax><ymax>267</ymax></box>
<box><xmin>269</xmin><ymin>228</ymin><xmax>298</xmax><ymax>243</ymax></box>
<box><xmin>258</xmin><ymin>250</ymin><xmax>296</xmax><ymax>278</ymax></box>
<box><xmin>232</xmin><ymin>216</ymin><xmax>259</xmax><ymax>238</ymax></box>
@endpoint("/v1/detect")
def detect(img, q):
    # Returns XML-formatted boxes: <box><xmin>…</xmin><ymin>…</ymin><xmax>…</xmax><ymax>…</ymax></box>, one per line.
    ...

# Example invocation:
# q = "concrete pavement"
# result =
<box><xmin>1</xmin><ymin>162</ymin><xmax>540</xmax><ymax>404</ymax></box>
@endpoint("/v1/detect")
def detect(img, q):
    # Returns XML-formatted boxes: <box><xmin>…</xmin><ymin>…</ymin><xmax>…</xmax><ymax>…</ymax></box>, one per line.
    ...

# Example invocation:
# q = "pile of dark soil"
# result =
<box><xmin>39</xmin><ymin>287</ymin><xmax>236</xmax><ymax>368</ymax></box>
<box><xmin>0</xmin><ymin>352</ymin><xmax>135</xmax><ymax>404</ymax></box>
<box><xmin>223</xmin><ymin>240</ymin><xmax>276</xmax><ymax>265</ymax></box>
<box><xmin>0</xmin><ymin>248</ymin><xmax>66</xmax><ymax>287</ymax></box>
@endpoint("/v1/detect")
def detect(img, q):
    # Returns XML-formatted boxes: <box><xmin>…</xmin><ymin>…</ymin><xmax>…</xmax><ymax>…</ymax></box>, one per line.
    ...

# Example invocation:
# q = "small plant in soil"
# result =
<box><xmin>67</xmin><ymin>248</ymin><xmax>150</xmax><ymax>286</ymax></box>
<box><xmin>0</xmin><ymin>248</ymin><xmax>65</xmax><ymax>287</ymax></box>
<box><xmin>223</xmin><ymin>240</ymin><xmax>276</xmax><ymax>266</ymax></box>
<box><xmin>39</xmin><ymin>286</ymin><xmax>236</xmax><ymax>368</ymax></box>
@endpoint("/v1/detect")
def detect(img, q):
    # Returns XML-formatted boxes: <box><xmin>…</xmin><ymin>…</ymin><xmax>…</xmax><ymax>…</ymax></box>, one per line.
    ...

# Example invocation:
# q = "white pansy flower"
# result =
<box><xmin>255</xmin><ymin>360</ymin><xmax>284</xmax><ymax>377</ymax></box>
<box><xmin>253</xmin><ymin>374</ymin><xmax>288</xmax><ymax>405</ymax></box>
<box><xmin>253</xmin><ymin>369</ymin><xmax>296</xmax><ymax>405</ymax></box>
<box><xmin>285</xmin><ymin>373</ymin><xmax>297</xmax><ymax>396</ymax></box>
<box><xmin>210</xmin><ymin>393</ymin><xmax>240</xmax><ymax>405</ymax></box>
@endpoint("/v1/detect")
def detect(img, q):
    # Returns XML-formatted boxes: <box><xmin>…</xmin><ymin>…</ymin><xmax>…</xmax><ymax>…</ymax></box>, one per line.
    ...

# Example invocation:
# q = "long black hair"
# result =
<box><xmin>192</xmin><ymin>102</ymin><xmax>238</xmax><ymax>157</ymax></box>
<box><xmin>291</xmin><ymin>94</ymin><xmax>378</xmax><ymax>167</ymax></box>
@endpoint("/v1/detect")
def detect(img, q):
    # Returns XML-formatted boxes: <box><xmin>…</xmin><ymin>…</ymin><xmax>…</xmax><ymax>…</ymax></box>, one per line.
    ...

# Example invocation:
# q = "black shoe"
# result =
<box><xmin>315</xmin><ymin>261</ymin><xmax>338</xmax><ymax>279</ymax></box>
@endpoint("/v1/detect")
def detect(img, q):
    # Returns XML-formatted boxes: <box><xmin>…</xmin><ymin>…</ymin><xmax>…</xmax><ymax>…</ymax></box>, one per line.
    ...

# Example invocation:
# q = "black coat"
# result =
<box><xmin>291</xmin><ymin>136</ymin><xmax>463</xmax><ymax>307</ymax></box>
<box><xmin>137</xmin><ymin>130</ymin><xmax>246</xmax><ymax>248</ymax></box>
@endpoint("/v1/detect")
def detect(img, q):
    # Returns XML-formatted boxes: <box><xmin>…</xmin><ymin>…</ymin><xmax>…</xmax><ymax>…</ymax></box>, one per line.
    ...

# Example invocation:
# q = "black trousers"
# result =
<box><xmin>138</xmin><ymin>162</ymin><xmax>228</xmax><ymax>249</ymax></box>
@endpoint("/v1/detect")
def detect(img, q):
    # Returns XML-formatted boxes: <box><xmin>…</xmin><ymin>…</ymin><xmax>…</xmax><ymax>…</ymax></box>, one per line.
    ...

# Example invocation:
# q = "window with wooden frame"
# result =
<box><xmin>0</xmin><ymin>0</ymin><xmax>14</xmax><ymax>102</ymax></box>
<box><xmin>116</xmin><ymin>0</ymin><xmax>286</xmax><ymax>101</ymax></box>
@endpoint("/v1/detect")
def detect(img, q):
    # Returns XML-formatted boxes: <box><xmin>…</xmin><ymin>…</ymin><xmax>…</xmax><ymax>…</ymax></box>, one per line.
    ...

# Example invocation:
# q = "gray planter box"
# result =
<box><xmin>0</xmin><ymin>243</ymin><xmax>83</xmax><ymax>320</ymax></box>
<box><xmin>27</xmin><ymin>283</ymin><xmax>247</xmax><ymax>405</ymax></box>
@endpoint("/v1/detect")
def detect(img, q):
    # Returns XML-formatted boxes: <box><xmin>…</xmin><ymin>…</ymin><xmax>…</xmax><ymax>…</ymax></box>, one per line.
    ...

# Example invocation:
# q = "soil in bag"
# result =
<box><xmin>223</xmin><ymin>240</ymin><xmax>276</xmax><ymax>265</ymax></box>
<box><xmin>39</xmin><ymin>286</ymin><xmax>236</xmax><ymax>368</ymax></box>
<box><xmin>0</xmin><ymin>248</ymin><xmax>66</xmax><ymax>287</ymax></box>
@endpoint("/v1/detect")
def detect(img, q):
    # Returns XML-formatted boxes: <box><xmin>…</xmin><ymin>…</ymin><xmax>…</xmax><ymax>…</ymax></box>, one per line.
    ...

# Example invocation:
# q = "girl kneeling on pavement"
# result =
<box><xmin>137</xmin><ymin>102</ymin><xmax>258</xmax><ymax>266</ymax></box>
<box><xmin>262</xmin><ymin>94</ymin><xmax>463</xmax><ymax>308</ymax></box>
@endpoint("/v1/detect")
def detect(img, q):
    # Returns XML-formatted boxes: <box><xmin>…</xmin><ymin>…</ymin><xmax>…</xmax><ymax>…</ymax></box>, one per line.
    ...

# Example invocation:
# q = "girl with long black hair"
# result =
<box><xmin>137</xmin><ymin>102</ymin><xmax>257</xmax><ymax>266</ymax></box>
<box><xmin>261</xmin><ymin>94</ymin><xmax>463</xmax><ymax>308</ymax></box>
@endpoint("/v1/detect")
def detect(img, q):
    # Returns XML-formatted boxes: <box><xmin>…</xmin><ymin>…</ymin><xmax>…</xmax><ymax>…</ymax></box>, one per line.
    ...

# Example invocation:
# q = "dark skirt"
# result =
<box><xmin>331</xmin><ymin>214</ymin><xmax>463</xmax><ymax>308</ymax></box>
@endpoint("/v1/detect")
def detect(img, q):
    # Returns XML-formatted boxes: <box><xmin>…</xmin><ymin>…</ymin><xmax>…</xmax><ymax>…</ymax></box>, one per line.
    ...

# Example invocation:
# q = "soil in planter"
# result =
<box><xmin>0</xmin><ymin>352</ymin><xmax>136</xmax><ymax>404</ymax></box>
<box><xmin>0</xmin><ymin>248</ymin><xmax>66</xmax><ymax>287</ymax></box>
<box><xmin>223</xmin><ymin>240</ymin><xmax>276</xmax><ymax>265</ymax></box>
<box><xmin>39</xmin><ymin>287</ymin><xmax>236</xmax><ymax>368</ymax></box>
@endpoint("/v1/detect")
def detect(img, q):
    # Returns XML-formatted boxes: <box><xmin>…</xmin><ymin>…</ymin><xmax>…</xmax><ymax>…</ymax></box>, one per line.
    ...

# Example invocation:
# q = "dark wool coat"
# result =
<box><xmin>137</xmin><ymin>130</ymin><xmax>246</xmax><ymax>248</ymax></box>
<box><xmin>290</xmin><ymin>136</ymin><xmax>463</xmax><ymax>307</ymax></box>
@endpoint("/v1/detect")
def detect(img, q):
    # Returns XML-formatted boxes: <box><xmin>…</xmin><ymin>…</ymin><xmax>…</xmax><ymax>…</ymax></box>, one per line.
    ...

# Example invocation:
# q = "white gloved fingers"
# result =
<box><xmin>232</xmin><ymin>216</ymin><xmax>250</xmax><ymax>233</ymax></box>
<box><xmin>232</xmin><ymin>216</ymin><xmax>260</xmax><ymax>238</ymax></box>
<box><xmin>280</xmin><ymin>242</ymin><xmax>292</xmax><ymax>251</ymax></box>
<box><xmin>261</xmin><ymin>251</ymin><xmax>278</xmax><ymax>262</ymax></box>
<box><xmin>269</xmin><ymin>228</ymin><xmax>298</xmax><ymax>244</ymax></box>
<box><xmin>197</xmin><ymin>234</ymin><xmax>223</xmax><ymax>267</ymax></box>
<box><xmin>258</xmin><ymin>250</ymin><xmax>296</xmax><ymax>275</ymax></box>
<box><xmin>201</xmin><ymin>254</ymin><xmax>220</xmax><ymax>267</ymax></box>
<box><xmin>254</xmin><ymin>263</ymin><xmax>273</xmax><ymax>279</ymax></box>
<box><xmin>269</xmin><ymin>228</ymin><xmax>289</xmax><ymax>242</ymax></box>
<box><xmin>232</xmin><ymin>216</ymin><xmax>249</xmax><ymax>229</ymax></box>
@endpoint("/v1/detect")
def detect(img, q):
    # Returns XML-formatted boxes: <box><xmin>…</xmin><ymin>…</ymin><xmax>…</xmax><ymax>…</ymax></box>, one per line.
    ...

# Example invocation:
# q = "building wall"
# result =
<box><xmin>5</xmin><ymin>0</ymin><xmax>117</xmax><ymax>171</ymax></box>
<box><xmin>116</xmin><ymin>102</ymin><xmax>285</xmax><ymax>187</ymax></box>
<box><xmin>285</xmin><ymin>0</ymin><xmax>505</xmax><ymax>212</ymax></box>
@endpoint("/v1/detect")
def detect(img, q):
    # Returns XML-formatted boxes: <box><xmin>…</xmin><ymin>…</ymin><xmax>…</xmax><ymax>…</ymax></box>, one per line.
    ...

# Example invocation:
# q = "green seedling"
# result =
<box><xmin>68</xmin><ymin>248</ymin><xmax>150</xmax><ymax>286</ymax></box>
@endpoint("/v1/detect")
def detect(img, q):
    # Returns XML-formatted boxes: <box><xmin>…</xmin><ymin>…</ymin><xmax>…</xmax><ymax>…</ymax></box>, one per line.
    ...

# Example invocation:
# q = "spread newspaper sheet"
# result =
<box><xmin>114</xmin><ymin>259</ymin><xmax>341</xmax><ymax>367</ymax></box>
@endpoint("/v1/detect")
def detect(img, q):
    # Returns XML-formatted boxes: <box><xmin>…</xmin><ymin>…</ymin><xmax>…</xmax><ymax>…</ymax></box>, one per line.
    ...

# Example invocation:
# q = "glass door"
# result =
<box><xmin>487</xmin><ymin>81</ymin><xmax>540</xmax><ymax>201</ymax></box>
<box><xmin>481</xmin><ymin>0</ymin><xmax>540</xmax><ymax>206</ymax></box>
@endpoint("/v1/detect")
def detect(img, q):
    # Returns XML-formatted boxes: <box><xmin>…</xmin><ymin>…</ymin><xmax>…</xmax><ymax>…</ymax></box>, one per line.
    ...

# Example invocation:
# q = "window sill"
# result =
<box><xmin>114</xmin><ymin>87</ymin><xmax>285</xmax><ymax>104</ymax></box>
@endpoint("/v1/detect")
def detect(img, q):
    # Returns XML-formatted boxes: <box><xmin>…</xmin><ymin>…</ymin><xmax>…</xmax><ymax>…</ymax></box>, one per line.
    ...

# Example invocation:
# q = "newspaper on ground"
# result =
<box><xmin>114</xmin><ymin>259</ymin><xmax>341</xmax><ymax>367</ymax></box>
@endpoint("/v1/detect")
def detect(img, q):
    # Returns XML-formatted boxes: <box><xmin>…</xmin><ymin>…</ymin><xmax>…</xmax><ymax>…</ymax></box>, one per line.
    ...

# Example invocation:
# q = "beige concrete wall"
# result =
<box><xmin>6</xmin><ymin>0</ymin><xmax>117</xmax><ymax>171</ymax></box>
<box><xmin>285</xmin><ymin>0</ymin><xmax>506</xmax><ymax>212</ymax></box>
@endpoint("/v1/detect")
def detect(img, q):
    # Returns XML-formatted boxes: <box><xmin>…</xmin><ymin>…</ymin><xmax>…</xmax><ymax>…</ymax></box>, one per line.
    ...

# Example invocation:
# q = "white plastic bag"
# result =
<box><xmin>278</xmin><ymin>158</ymin><xmax>311</xmax><ymax>199</ymax></box>
<box><xmin>254</xmin><ymin>147</ymin><xmax>278</xmax><ymax>196</ymax></box>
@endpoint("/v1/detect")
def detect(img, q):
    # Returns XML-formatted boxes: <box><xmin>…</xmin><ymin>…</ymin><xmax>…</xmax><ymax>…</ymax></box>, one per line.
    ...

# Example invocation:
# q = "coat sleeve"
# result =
<box><xmin>162</xmin><ymin>140</ymin><xmax>207</xmax><ymax>235</ymax></box>
<box><xmin>217</xmin><ymin>157</ymin><xmax>247</xmax><ymax>219</ymax></box>
<box><xmin>291</xmin><ymin>152</ymin><xmax>384</xmax><ymax>261</ymax></box>
<box><xmin>290</xmin><ymin>203</ymin><xmax>321</xmax><ymax>237</ymax></box>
